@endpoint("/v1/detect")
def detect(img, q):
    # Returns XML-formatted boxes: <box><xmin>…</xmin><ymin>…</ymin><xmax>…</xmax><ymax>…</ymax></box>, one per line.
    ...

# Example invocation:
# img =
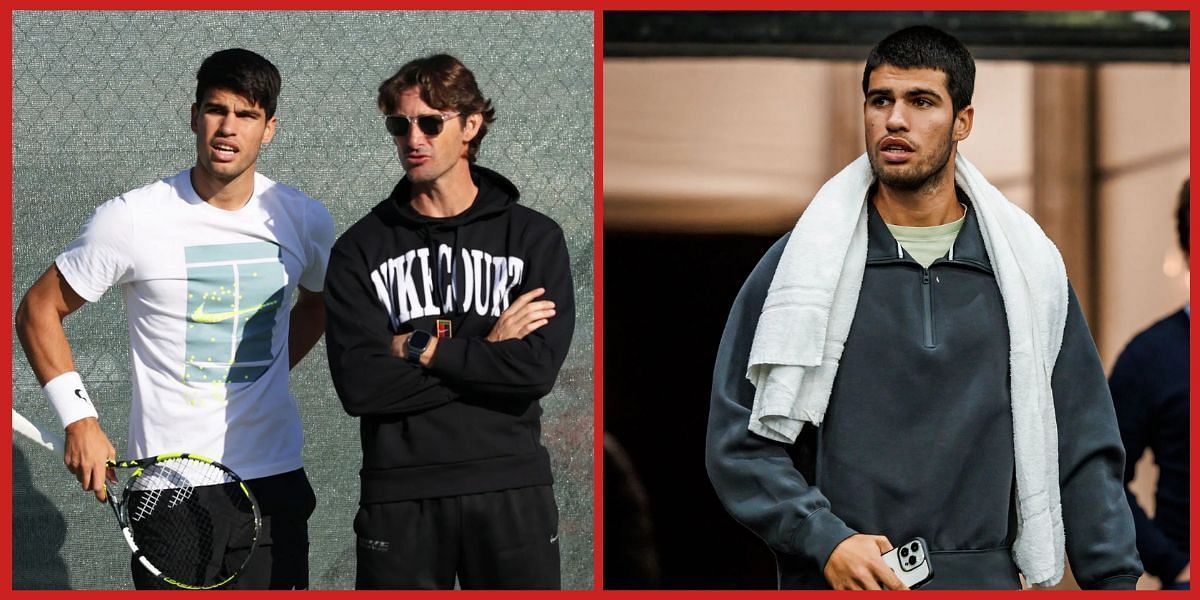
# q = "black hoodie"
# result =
<box><xmin>325</xmin><ymin>165</ymin><xmax>574</xmax><ymax>502</ymax></box>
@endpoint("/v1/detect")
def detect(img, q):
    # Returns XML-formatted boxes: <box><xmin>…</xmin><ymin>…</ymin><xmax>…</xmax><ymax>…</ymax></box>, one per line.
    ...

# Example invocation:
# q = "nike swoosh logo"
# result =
<box><xmin>550</xmin><ymin>534</ymin><xmax>559</xmax><ymax>544</ymax></box>
<box><xmin>190</xmin><ymin>300</ymin><xmax>280</xmax><ymax>324</ymax></box>
<box><xmin>74</xmin><ymin>389</ymin><xmax>91</xmax><ymax>403</ymax></box>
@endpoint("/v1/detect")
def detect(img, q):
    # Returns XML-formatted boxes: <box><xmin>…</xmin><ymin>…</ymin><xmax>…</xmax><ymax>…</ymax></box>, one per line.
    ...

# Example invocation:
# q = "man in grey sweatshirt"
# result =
<box><xmin>706</xmin><ymin>25</ymin><xmax>1142</xmax><ymax>590</ymax></box>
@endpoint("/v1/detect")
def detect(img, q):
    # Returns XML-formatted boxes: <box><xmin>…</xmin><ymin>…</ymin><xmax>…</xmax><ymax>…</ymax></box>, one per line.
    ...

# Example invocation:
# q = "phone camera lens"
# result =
<box><xmin>908</xmin><ymin>557</ymin><xmax>917</xmax><ymax>567</ymax></box>
<box><xmin>900</xmin><ymin>547</ymin><xmax>909</xmax><ymax>558</ymax></box>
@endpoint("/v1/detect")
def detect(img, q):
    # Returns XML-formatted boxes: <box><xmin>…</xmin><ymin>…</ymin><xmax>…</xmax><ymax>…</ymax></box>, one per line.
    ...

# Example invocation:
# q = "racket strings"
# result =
<box><xmin>129</xmin><ymin>458</ymin><xmax>218</xmax><ymax>516</ymax></box>
<box><xmin>131</xmin><ymin>488</ymin><xmax>161</xmax><ymax>523</ymax></box>
<box><xmin>130</xmin><ymin>457</ymin><xmax>232</xmax><ymax>493</ymax></box>
<box><xmin>123</xmin><ymin>457</ymin><xmax>257</xmax><ymax>588</ymax></box>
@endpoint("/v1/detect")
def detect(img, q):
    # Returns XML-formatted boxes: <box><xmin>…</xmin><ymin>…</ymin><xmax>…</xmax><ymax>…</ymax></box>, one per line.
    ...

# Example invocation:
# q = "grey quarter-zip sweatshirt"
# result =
<box><xmin>706</xmin><ymin>194</ymin><xmax>1142</xmax><ymax>589</ymax></box>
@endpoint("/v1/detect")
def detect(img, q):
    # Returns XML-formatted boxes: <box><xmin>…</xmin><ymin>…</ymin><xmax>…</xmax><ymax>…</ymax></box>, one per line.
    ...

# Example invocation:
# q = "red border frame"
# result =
<box><xmin>4</xmin><ymin>5</ymin><xmax>1196</xmax><ymax>597</ymax></box>
<box><xmin>3</xmin><ymin>7</ymin><xmax>603</xmax><ymax>595</ymax></box>
<box><xmin>2</xmin><ymin>5</ymin><xmax>12</xmax><ymax>594</ymax></box>
<box><xmin>594</xmin><ymin>8</ymin><xmax>606</xmax><ymax>592</ymax></box>
<box><xmin>1190</xmin><ymin>10</ymin><xmax>1197</xmax><ymax>599</ymax></box>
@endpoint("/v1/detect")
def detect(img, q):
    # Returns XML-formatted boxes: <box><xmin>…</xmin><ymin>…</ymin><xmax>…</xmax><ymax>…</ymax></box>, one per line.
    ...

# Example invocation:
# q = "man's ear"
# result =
<box><xmin>190</xmin><ymin>103</ymin><xmax>199</xmax><ymax>134</ymax></box>
<box><xmin>952</xmin><ymin>105</ymin><xmax>974</xmax><ymax>142</ymax></box>
<box><xmin>462</xmin><ymin>112</ymin><xmax>484</xmax><ymax>142</ymax></box>
<box><xmin>262</xmin><ymin>115</ymin><xmax>278</xmax><ymax>145</ymax></box>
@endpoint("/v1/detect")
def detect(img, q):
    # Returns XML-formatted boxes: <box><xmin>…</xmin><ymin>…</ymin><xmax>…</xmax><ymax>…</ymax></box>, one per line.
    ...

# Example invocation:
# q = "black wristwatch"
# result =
<box><xmin>405</xmin><ymin>330</ymin><xmax>433</xmax><ymax>363</ymax></box>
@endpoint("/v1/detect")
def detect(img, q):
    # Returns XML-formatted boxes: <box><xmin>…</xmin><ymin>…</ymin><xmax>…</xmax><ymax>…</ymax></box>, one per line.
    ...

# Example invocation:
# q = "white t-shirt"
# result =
<box><xmin>56</xmin><ymin>168</ymin><xmax>335</xmax><ymax>480</ymax></box>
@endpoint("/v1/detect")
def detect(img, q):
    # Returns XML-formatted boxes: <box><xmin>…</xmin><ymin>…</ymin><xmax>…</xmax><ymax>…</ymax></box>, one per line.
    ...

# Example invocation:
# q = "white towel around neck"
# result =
<box><xmin>746</xmin><ymin>153</ymin><xmax>1069</xmax><ymax>587</ymax></box>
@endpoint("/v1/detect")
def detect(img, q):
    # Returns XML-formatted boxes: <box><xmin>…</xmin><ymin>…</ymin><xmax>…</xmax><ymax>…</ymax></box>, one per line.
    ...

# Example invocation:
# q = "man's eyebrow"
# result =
<box><xmin>903</xmin><ymin>87</ymin><xmax>943</xmax><ymax>99</ymax></box>
<box><xmin>867</xmin><ymin>86</ymin><xmax>944</xmax><ymax>96</ymax></box>
<box><xmin>201</xmin><ymin>100</ymin><xmax>263</xmax><ymax>115</ymax></box>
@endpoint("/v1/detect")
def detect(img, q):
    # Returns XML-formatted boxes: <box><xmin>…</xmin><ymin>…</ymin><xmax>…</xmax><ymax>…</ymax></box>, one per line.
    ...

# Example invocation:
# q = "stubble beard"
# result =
<box><xmin>405</xmin><ymin>164</ymin><xmax>444</xmax><ymax>186</ymax></box>
<box><xmin>403</xmin><ymin>151</ymin><xmax>466</xmax><ymax>186</ymax></box>
<box><xmin>869</xmin><ymin>132</ymin><xmax>955</xmax><ymax>194</ymax></box>
<box><xmin>197</xmin><ymin>141</ymin><xmax>254</xmax><ymax>185</ymax></box>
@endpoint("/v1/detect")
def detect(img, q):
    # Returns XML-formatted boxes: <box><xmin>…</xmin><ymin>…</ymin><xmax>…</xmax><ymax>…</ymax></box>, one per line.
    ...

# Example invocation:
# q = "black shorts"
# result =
<box><xmin>355</xmin><ymin>485</ymin><xmax>560</xmax><ymax>590</ymax></box>
<box><xmin>131</xmin><ymin>468</ymin><xmax>316</xmax><ymax>590</ymax></box>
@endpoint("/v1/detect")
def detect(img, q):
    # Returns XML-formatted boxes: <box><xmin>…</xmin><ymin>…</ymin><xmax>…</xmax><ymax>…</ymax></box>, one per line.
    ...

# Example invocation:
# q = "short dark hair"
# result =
<box><xmin>378</xmin><ymin>54</ymin><xmax>496</xmax><ymax>163</ymax></box>
<box><xmin>863</xmin><ymin>25</ymin><xmax>975</xmax><ymax>115</ymax></box>
<box><xmin>1178</xmin><ymin>178</ymin><xmax>1189</xmax><ymax>256</ymax></box>
<box><xmin>195</xmin><ymin>48</ymin><xmax>281</xmax><ymax>118</ymax></box>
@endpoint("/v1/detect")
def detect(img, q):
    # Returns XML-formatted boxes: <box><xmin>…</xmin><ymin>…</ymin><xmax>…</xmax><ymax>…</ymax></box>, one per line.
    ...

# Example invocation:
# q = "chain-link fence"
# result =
<box><xmin>12</xmin><ymin>10</ymin><xmax>594</xmax><ymax>590</ymax></box>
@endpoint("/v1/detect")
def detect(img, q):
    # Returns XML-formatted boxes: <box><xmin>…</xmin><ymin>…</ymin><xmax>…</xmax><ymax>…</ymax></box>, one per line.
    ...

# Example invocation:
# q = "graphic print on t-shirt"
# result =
<box><xmin>183</xmin><ymin>242</ymin><xmax>285</xmax><ymax>386</ymax></box>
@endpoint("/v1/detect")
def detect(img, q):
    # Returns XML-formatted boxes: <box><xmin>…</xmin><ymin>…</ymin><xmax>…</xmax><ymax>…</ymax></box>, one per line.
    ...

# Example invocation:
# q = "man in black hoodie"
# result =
<box><xmin>324</xmin><ymin>54</ymin><xmax>574</xmax><ymax>590</ymax></box>
<box><xmin>1110</xmin><ymin>179</ymin><xmax>1190</xmax><ymax>589</ymax></box>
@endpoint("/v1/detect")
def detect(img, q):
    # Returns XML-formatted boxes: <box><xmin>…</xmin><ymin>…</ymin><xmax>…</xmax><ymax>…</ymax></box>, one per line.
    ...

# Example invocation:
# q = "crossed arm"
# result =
<box><xmin>324</xmin><ymin>226</ymin><xmax>574</xmax><ymax>416</ymax></box>
<box><xmin>390</xmin><ymin>287</ymin><xmax>556</xmax><ymax>366</ymax></box>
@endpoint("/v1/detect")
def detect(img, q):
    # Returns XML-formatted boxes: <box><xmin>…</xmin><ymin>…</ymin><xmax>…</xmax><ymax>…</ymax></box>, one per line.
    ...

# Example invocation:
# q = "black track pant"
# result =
<box><xmin>355</xmin><ymin>485</ymin><xmax>560</xmax><ymax>590</ymax></box>
<box><xmin>131</xmin><ymin>468</ymin><xmax>316</xmax><ymax>590</ymax></box>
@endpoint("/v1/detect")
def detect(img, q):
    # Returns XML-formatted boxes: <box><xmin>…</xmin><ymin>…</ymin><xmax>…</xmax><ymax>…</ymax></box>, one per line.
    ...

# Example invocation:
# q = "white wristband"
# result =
<box><xmin>43</xmin><ymin>371</ymin><xmax>99</xmax><ymax>429</ymax></box>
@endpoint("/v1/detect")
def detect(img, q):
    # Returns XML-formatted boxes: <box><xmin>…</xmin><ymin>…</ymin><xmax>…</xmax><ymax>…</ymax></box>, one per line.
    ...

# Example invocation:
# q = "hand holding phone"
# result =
<box><xmin>824</xmin><ymin>534</ymin><xmax>907</xmax><ymax>589</ymax></box>
<box><xmin>881</xmin><ymin>537</ymin><xmax>934</xmax><ymax>589</ymax></box>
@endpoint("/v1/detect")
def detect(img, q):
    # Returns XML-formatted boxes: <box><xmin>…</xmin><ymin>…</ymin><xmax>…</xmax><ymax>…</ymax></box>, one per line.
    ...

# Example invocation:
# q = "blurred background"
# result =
<box><xmin>602</xmin><ymin>11</ymin><xmax>1188</xmax><ymax>590</ymax></box>
<box><xmin>11</xmin><ymin>11</ymin><xmax>594</xmax><ymax>590</ymax></box>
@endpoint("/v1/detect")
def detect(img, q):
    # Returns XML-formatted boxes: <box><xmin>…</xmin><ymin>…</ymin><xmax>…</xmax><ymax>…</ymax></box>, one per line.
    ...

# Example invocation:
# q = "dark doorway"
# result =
<box><xmin>604</xmin><ymin>230</ymin><xmax>782</xmax><ymax>589</ymax></box>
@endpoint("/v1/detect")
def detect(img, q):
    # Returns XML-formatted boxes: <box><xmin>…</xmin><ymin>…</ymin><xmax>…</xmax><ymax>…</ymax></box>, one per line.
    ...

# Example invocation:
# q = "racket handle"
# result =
<box><xmin>12</xmin><ymin>408</ymin><xmax>66</xmax><ymax>455</ymax></box>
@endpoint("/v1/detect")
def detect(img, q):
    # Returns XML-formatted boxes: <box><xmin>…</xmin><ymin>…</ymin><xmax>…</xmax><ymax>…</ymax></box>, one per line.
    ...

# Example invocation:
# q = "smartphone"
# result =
<box><xmin>881</xmin><ymin>537</ymin><xmax>934</xmax><ymax>589</ymax></box>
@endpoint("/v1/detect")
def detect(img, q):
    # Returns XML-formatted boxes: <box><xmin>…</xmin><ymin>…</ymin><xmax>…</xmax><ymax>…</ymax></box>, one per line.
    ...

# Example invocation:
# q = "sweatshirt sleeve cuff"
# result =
<box><xmin>792</xmin><ymin>507</ymin><xmax>858</xmax><ymax>573</ymax></box>
<box><xmin>1088</xmin><ymin>575</ymin><xmax>1141</xmax><ymax>590</ymax></box>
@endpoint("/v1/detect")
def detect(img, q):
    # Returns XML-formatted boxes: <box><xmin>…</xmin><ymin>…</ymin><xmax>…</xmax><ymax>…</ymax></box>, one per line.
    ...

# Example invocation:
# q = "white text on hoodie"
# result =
<box><xmin>370</xmin><ymin>243</ymin><xmax>525</xmax><ymax>329</ymax></box>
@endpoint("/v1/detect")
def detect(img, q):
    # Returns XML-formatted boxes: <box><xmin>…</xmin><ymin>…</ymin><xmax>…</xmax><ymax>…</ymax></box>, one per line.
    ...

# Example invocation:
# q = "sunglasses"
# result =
<box><xmin>384</xmin><ymin>112</ymin><xmax>461</xmax><ymax>137</ymax></box>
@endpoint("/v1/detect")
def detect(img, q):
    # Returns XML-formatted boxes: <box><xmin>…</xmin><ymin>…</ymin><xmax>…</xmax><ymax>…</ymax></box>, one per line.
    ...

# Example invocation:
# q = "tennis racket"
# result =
<box><xmin>12</xmin><ymin>408</ymin><xmax>261</xmax><ymax>589</ymax></box>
